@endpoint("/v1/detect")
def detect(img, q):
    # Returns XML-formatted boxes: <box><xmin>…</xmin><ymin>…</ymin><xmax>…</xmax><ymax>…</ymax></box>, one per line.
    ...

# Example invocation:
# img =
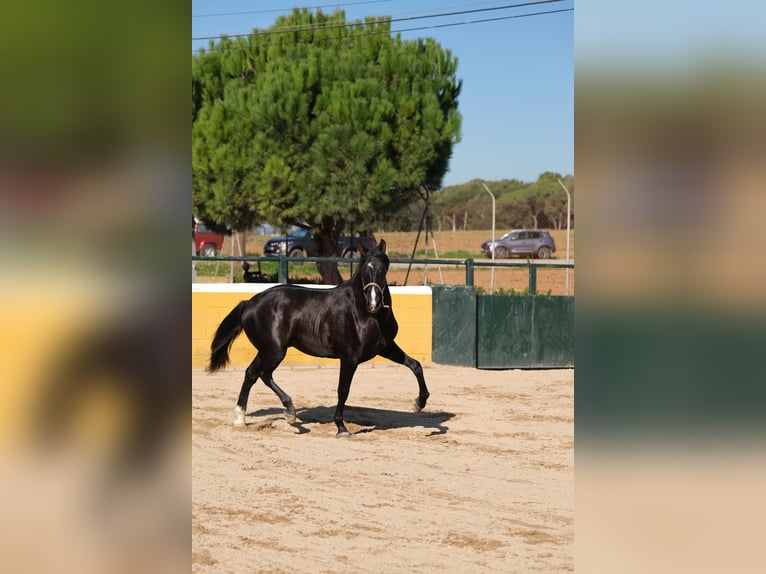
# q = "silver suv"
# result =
<box><xmin>481</xmin><ymin>229</ymin><xmax>556</xmax><ymax>259</ymax></box>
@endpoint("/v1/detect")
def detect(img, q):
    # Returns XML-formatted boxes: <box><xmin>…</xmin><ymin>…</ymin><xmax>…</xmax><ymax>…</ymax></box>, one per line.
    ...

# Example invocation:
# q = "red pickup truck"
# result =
<box><xmin>193</xmin><ymin>218</ymin><xmax>225</xmax><ymax>256</ymax></box>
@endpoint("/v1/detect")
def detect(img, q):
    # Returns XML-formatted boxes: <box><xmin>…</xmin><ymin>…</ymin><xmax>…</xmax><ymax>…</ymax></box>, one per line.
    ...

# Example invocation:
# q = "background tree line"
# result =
<box><xmin>382</xmin><ymin>172</ymin><xmax>574</xmax><ymax>232</ymax></box>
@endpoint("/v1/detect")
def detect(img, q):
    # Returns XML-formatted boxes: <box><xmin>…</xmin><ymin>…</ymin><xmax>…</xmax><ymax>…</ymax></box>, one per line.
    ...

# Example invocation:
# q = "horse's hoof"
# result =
<box><xmin>285</xmin><ymin>411</ymin><xmax>297</xmax><ymax>424</ymax></box>
<box><xmin>411</xmin><ymin>400</ymin><xmax>423</xmax><ymax>413</ymax></box>
<box><xmin>234</xmin><ymin>417</ymin><xmax>246</xmax><ymax>427</ymax></box>
<box><xmin>336</xmin><ymin>430</ymin><xmax>352</xmax><ymax>439</ymax></box>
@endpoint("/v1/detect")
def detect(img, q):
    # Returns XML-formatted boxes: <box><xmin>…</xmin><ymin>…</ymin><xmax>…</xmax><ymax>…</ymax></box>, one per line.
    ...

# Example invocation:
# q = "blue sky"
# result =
<box><xmin>192</xmin><ymin>0</ymin><xmax>574</xmax><ymax>187</ymax></box>
<box><xmin>575</xmin><ymin>1</ymin><xmax>766</xmax><ymax>70</ymax></box>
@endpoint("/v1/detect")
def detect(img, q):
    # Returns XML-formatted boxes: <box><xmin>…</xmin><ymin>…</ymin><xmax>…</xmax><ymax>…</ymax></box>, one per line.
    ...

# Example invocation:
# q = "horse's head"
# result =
<box><xmin>358</xmin><ymin>239</ymin><xmax>390</xmax><ymax>314</ymax></box>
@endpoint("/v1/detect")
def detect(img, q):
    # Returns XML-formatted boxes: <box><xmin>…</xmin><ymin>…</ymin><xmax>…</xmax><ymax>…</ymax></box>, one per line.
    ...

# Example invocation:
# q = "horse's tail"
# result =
<box><xmin>208</xmin><ymin>301</ymin><xmax>247</xmax><ymax>373</ymax></box>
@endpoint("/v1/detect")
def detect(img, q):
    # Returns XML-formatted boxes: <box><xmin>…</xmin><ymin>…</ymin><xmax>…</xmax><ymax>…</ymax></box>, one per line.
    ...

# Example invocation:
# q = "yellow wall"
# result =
<box><xmin>192</xmin><ymin>284</ymin><xmax>432</xmax><ymax>368</ymax></box>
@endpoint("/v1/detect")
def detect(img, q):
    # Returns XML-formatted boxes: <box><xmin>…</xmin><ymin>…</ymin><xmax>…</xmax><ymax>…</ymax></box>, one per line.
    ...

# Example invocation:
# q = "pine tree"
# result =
<box><xmin>192</xmin><ymin>8</ymin><xmax>462</xmax><ymax>282</ymax></box>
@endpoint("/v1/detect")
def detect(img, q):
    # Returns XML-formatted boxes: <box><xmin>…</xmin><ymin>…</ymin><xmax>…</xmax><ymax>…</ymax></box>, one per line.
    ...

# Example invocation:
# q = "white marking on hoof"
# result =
<box><xmin>234</xmin><ymin>406</ymin><xmax>246</xmax><ymax>426</ymax></box>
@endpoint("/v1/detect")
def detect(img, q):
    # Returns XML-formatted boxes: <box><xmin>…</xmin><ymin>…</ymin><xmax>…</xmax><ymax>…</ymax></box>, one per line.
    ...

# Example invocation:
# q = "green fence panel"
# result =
<box><xmin>431</xmin><ymin>285</ymin><xmax>477</xmax><ymax>366</ymax></box>
<box><xmin>476</xmin><ymin>295</ymin><xmax>574</xmax><ymax>369</ymax></box>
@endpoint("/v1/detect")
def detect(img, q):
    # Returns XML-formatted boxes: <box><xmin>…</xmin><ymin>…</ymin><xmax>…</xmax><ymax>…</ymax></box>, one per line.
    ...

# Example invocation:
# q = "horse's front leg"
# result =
<box><xmin>334</xmin><ymin>360</ymin><xmax>358</xmax><ymax>438</ymax></box>
<box><xmin>380</xmin><ymin>342</ymin><xmax>430</xmax><ymax>412</ymax></box>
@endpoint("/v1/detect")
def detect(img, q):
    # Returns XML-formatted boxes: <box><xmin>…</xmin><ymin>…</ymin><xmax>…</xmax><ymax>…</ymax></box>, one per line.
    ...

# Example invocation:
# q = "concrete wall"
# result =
<box><xmin>192</xmin><ymin>284</ymin><xmax>432</xmax><ymax>368</ymax></box>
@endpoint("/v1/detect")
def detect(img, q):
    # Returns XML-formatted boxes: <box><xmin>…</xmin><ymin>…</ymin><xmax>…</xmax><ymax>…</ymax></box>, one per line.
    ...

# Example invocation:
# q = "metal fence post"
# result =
<box><xmin>465</xmin><ymin>258</ymin><xmax>474</xmax><ymax>286</ymax></box>
<box><xmin>528</xmin><ymin>264</ymin><xmax>537</xmax><ymax>295</ymax></box>
<box><xmin>278</xmin><ymin>255</ymin><xmax>288</xmax><ymax>284</ymax></box>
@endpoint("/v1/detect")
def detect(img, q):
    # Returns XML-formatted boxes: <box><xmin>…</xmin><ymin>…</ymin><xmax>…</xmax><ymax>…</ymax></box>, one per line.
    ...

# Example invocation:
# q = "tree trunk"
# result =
<box><xmin>529</xmin><ymin>207</ymin><xmax>543</xmax><ymax>229</ymax></box>
<box><xmin>447</xmin><ymin>213</ymin><xmax>457</xmax><ymax>232</ymax></box>
<box><xmin>314</xmin><ymin>225</ymin><xmax>342</xmax><ymax>285</ymax></box>
<box><xmin>317</xmin><ymin>260</ymin><xmax>342</xmax><ymax>285</ymax></box>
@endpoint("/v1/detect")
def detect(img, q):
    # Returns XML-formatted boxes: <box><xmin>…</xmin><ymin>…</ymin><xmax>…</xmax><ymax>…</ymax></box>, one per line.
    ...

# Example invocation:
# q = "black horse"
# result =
<box><xmin>207</xmin><ymin>239</ymin><xmax>430</xmax><ymax>438</ymax></box>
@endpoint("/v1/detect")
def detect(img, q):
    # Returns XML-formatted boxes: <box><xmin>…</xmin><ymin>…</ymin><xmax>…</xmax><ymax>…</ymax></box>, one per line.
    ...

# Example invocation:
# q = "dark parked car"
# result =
<box><xmin>263</xmin><ymin>228</ymin><xmax>376</xmax><ymax>258</ymax></box>
<box><xmin>193</xmin><ymin>218</ymin><xmax>226</xmax><ymax>256</ymax></box>
<box><xmin>481</xmin><ymin>229</ymin><xmax>556</xmax><ymax>259</ymax></box>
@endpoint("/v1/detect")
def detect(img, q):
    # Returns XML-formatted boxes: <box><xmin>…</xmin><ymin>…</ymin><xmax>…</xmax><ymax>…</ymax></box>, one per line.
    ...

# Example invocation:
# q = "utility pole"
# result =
<box><xmin>481</xmin><ymin>182</ymin><xmax>496</xmax><ymax>294</ymax></box>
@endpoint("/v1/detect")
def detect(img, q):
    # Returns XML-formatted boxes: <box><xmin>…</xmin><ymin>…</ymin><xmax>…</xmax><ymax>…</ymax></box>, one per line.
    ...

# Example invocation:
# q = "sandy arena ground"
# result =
<box><xmin>193</xmin><ymin>363</ymin><xmax>573</xmax><ymax>573</ymax></box>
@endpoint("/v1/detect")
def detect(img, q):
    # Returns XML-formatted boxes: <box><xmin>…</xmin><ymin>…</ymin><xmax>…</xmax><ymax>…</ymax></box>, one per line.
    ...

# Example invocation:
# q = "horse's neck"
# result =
<box><xmin>347</xmin><ymin>274</ymin><xmax>363</xmax><ymax>288</ymax></box>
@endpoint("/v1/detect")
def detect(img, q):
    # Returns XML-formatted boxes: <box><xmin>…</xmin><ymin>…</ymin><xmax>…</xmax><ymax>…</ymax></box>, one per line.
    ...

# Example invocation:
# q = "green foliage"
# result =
<box><xmin>192</xmin><ymin>8</ymin><xmax>462</xmax><ymax>245</ymax></box>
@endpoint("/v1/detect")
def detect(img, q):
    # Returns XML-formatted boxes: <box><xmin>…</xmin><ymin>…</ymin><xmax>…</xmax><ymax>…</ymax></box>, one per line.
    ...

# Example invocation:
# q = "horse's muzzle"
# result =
<box><xmin>364</xmin><ymin>283</ymin><xmax>385</xmax><ymax>314</ymax></box>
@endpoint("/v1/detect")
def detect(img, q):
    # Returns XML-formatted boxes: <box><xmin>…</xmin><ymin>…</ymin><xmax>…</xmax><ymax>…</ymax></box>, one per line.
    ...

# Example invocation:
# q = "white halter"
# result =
<box><xmin>362</xmin><ymin>262</ymin><xmax>390</xmax><ymax>311</ymax></box>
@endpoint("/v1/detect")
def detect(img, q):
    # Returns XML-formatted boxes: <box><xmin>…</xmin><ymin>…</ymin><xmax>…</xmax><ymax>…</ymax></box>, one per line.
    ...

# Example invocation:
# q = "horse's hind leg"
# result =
<box><xmin>234</xmin><ymin>355</ymin><xmax>263</xmax><ymax>426</ymax></box>
<box><xmin>259</xmin><ymin>352</ymin><xmax>296</xmax><ymax>423</ymax></box>
<box><xmin>380</xmin><ymin>342</ymin><xmax>430</xmax><ymax>412</ymax></box>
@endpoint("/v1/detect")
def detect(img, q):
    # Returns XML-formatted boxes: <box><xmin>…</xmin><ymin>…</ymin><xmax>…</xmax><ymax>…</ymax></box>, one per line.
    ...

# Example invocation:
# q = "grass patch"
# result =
<box><xmin>440</xmin><ymin>249</ymin><xmax>477</xmax><ymax>259</ymax></box>
<box><xmin>194</xmin><ymin>259</ymin><xmax>361</xmax><ymax>284</ymax></box>
<box><xmin>194</xmin><ymin>261</ymin><xmax>234</xmax><ymax>280</ymax></box>
<box><xmin>390</xmin><ymin>248</ymin><xmax>480</xmax><ymax>259</ymax></box>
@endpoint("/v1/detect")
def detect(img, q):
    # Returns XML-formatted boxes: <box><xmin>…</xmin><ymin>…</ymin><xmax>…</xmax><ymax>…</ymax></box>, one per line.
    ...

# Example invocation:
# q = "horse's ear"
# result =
<box><xmin>378</xmin><ymin>239</ymin><xmax>386</xmax><ymax>254</ymax></box>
